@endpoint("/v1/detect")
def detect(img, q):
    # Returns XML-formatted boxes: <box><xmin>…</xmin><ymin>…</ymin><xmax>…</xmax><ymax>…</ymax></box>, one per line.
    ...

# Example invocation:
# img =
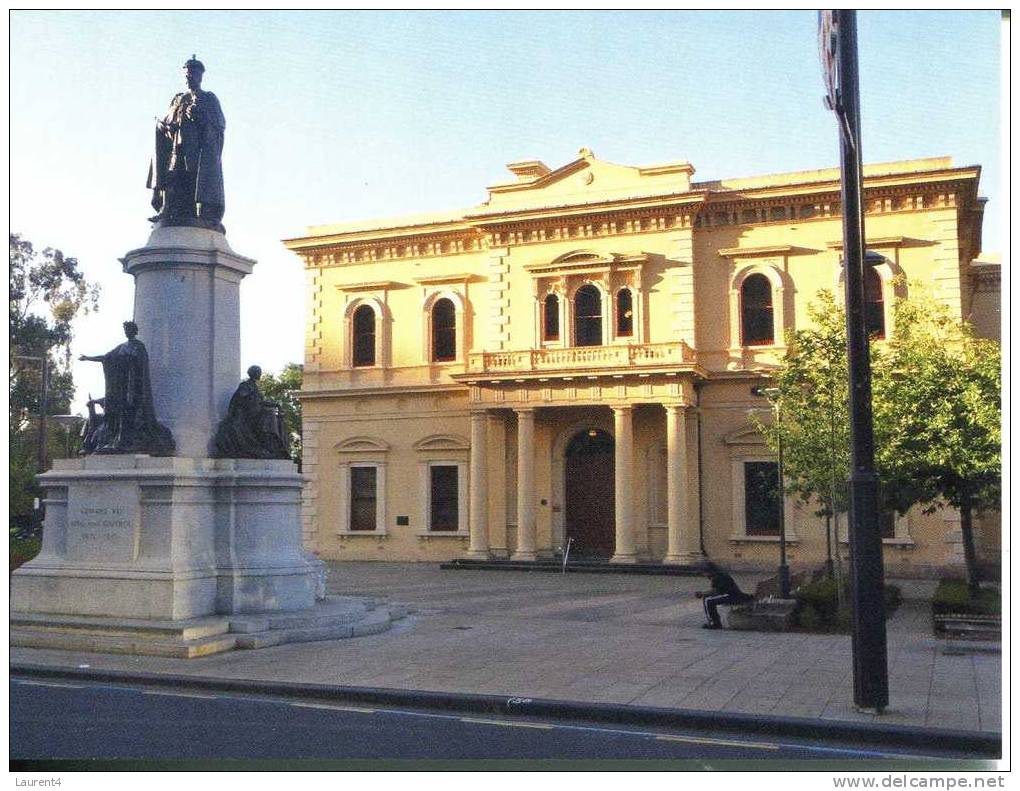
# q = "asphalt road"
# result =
<box><xmin>10</xmin><ymin>677</ymin><xmax>954</xmax><ymax>766</ymax></box>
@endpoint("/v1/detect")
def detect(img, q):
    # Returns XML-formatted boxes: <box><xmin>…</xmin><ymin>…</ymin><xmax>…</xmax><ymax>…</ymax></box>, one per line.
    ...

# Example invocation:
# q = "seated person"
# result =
<box><xmin>695</xmin><ymin>563</ymin><xmax>754</xmax><ymax>629</ymax></box>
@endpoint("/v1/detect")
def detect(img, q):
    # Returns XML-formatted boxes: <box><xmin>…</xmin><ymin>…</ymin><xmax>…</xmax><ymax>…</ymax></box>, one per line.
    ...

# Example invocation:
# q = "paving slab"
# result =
<box><xmin>9</xmin><ymin>561</ymin><xmax>1002</xmax><ymax>734</ymax></box>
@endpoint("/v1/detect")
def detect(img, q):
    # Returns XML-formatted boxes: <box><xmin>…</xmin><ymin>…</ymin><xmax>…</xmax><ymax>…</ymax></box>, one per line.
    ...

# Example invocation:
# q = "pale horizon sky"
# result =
<box><xmin>9</xmin><ymin>10</ymin><xmax>1003</xmax><ymax>413</ymax></box>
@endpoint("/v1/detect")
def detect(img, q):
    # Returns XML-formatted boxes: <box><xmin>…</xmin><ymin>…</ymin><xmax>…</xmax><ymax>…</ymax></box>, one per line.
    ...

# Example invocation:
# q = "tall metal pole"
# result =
<box><xmin>834</xmin><ymin>9</ymin><xmax>888</xmax><ymax>712</ymax></box>
<box><xmin>38</xmin><ymin>354</ymin><xmax>50</xmax><ymax>472</ymax></box>
<box><xmin>775</xmin><ymin>401</ymin><xmax>790</xmax><ymax>599</ymax></box>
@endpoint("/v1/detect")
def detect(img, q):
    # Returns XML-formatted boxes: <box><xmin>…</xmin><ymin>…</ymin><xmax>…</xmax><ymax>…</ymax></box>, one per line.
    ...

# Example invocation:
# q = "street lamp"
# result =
<box><xmin>751</xmin><ymin>385</ymin><xmax>791</xmax><ymax>599</ymax></box>
<box><xmin>12</xmin><ymin>353</ymin><xmax>49</xmax><ymax>471</ymax></box>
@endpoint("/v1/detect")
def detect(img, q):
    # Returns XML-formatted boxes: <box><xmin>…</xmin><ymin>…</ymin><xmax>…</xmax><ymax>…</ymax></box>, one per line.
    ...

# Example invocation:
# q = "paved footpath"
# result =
<box><xmin>9</xmin><ymin>563</ymin><xmax>1001</xmax><ymax>734</ymax></box>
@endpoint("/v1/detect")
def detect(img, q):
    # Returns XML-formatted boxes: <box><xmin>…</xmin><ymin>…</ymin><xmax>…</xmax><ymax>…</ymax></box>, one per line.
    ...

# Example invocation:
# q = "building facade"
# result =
<box><xmin>284</xmin><ymin>150</ymin><xmax>999</xmax><ymax>576</ymax></box>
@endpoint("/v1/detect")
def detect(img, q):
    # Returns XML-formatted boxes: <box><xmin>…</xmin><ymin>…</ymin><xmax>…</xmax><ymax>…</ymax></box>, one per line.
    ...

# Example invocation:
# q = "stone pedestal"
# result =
<box><xmin>121</xmin><ymin>227</ymin><xmax>255</xmax><ymax>458</ymax></box>
<box><xmin>11</xmin><ymin>456</ymin><xmax>316</xmax><ymax>620</ymax></box>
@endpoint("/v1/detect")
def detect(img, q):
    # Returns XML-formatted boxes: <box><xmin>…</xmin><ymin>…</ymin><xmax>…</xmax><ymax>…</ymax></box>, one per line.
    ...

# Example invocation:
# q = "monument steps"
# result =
<box><xmin>10</xmin><ymin>612</ymin><xmax>231</xmax><ymax>641</ymax></box>
<box><xmin>9</xmin><ymin>627</ymin><xmax>238</xmax><ymax>659</ymax></box>
<box><xmin>10</xmin><ymin>598</ymin><xmax>407</xmax><ymax>658</ymax></box>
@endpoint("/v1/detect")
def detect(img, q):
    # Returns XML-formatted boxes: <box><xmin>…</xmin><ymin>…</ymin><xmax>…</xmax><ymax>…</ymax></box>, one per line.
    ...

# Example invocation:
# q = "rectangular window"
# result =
<box><xmin>744</xmin><ymin>461</ymin><xmax>781</xmax><ymax>536</ymax></box>
<box><xmin>349</xmin><ymin>466</ymin><xmax>377</xmax><ymax>532</ymax></box>
<box><xmin>429</xmin><ymin>465</ymin><xmax>459</xmax><ymax>532</ymax></box>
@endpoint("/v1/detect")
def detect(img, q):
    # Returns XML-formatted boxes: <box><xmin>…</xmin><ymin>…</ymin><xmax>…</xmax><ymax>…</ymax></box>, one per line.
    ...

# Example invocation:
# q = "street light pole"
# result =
<box><xmin>821</xmin><ymin>9</ymin><xmax>889</xmax><ymax>712</ymax></box>
<box><xmin>752</xmin><ymin>386</ymin><xmax>790</xmax><ymax>599</ymax></box>
<box><xmin>13</xmin><ymin>353</ymin><xmax>50</xmax><ymax>471</ymax></box>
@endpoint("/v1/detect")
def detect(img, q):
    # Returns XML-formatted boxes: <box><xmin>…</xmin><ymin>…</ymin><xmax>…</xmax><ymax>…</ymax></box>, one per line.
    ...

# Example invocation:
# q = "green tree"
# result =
<box><xmin>9</xmin><ymin>233</ymin><xmax>100</xmax><ymax>527</ymax></box>
<box><xmin>872</xmin><ymin>295</ymin><xmax>1001</xmax><ymax>595</ymax></box>
<box><xmin>759</xmin><ymin>289</ymin><xmax>1001</xmax><ymax>597</ymax></box>
<box><xmin>259</xmin><ymin>363</ymin><xmax>303</xmax><ymax>466</ymax></box>
<box><xmin>752</xmin><ymin>291</ymin><xmax>850</xmax><ymax>580</ymax></box>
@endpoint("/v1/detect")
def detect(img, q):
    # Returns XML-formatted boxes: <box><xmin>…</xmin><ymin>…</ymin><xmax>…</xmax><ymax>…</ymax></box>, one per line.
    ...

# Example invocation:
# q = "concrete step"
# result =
<box><xmin>233</xmin><ymin>607</ymin><xmax>396</xmax><ymax>650</ymax></box>
<box><xmin>10</xmin><ymin>612</ymin><xmax>232</xmax><ymax>641</ymax></box>
<box><xmin>9</xmin><ymin>628</ymin><xmax>238</xmax><ymax>658</ymax></box>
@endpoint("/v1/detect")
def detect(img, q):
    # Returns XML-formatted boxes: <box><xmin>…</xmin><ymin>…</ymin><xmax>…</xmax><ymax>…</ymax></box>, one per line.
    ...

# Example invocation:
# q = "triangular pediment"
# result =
<box><xmin>472</xmin><ymin>149</ymin><xmax>695</xmax><ymax>216</ymax></box>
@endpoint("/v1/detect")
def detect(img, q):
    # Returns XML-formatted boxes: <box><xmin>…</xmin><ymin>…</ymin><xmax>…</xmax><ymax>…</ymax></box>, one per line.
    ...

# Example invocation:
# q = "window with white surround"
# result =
<box><xmin>724</xmin><ymin>259</ymin><xmax>789</xmax><ymax>352</ymax></box>
<box><xmin>526</xmin><ymin>251</ymin><xmax>647</xmax><ymax>348</ymax></box>
<box><xmin>414</xmin><ymin>434</ymin><xmax>470</xmax><ymax>535</ymax></box>
<box><xmin>420</xmin><ymin>289</ymin><xmax>468</xmax><ymax>365</ymax></box>
<box><xmin>335</xmin><ymin>436</ymin><xmax>389</xmax><ymax>535</ymax></box>
<box><xmin>722</xmin><ymin>424</ymin><xmax>800</xmax><ymax>543</ymax></box>
<box><xmin>340</xmin><ymin>295</ymin><xmax>391</xmax><ymax>369</ymax></box>
<box><xmin>348</xmin><ymin>463</ymin><xmax>383</xmax><ymax>532</ymax></box>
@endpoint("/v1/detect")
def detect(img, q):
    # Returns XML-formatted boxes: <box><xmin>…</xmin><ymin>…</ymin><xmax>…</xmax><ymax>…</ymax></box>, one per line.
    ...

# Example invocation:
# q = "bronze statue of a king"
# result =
<box><xmin>147</xmin><ymin>55</ymin><xmax>226</xmax><ymax>232</ymax></box>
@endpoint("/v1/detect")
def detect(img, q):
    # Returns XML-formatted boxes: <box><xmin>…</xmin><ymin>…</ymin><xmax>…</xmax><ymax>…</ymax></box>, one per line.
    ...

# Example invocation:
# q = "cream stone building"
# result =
<box><xmin>283</xmin><ymin>150</ymin><xmax>999</xmax><ymax>577</ymax></box>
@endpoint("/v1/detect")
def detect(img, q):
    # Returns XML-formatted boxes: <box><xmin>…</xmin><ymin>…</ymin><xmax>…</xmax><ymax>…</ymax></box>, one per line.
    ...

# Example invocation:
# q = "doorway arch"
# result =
<box><xmin>563</xmin><ymin>428</ymin><xmax>615</xmax><ymax>558</ymax></box>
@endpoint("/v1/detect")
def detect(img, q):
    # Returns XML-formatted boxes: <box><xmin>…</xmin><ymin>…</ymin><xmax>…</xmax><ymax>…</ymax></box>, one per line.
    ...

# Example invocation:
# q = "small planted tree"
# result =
<box><xmin>759</xmin><ymin>288</ymin><xmax>1001</xmax><ymax>599</ymax></box>
<box><xmin>872</xmin><ymin>294</ymin><xmax>1001</xmax><ymax>596</ymax></box>
<box><xmin>753</xmin><ymin>291</ymin><xmax>850</xmax><ymax>578</ymax></box>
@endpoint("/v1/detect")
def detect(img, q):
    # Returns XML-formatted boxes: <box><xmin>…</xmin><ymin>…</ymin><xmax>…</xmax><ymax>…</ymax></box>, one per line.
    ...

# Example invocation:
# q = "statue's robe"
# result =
<box><xmin>95</xmin><ymin>339</ymin><xmax>174</xmax><ymax>455</ymax></box>
<box><xmin>147</xmin><ymin>90</ymin><xmax>225</xmax><ymax>220</ymax></box>
<box><xmin>214</xmin><ymin>379</ymin><xmax>289</xmax><ymax>460</ymax></box>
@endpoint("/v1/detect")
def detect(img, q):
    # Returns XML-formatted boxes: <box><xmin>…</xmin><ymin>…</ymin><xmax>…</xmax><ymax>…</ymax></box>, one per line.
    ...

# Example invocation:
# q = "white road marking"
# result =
<box><xmin>460</xmin><ymin>717</ymin><xmax>554</xmax><ymax>730</ymax></box>
<box><xmin>291</xmin><ymin>702</ymin><xmax>376</xmax><ymax>714</ymax></box>
<box><xmin>656</xmin><ymin>733</ymin><xmax>780</xmax><ymax>751</ymax></box>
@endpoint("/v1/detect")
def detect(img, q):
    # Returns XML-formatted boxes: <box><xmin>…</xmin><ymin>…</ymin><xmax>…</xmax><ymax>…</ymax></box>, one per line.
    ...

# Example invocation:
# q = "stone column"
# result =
<box><xmin>512</xmin><ymin>408</ymin><xmax>537</xmax><ymax>561</ymax></box>
<box><xmin>611</xmin><ymin>405</ymin><xmax>637</xmax><ymax>564</ymax></box>
<box><xmin>664</xmin><ymin>404</ymin><xmax>703</xmax><ymax>564</ymax></box>
<box><xmin>466</xmin><ymin>410</ymin><xmax>490</xmax><ymax>559</ymax></box>
<box><xmin>122</xmin><ymin>226</ymin><xmax>255</xmax><ymax>457</ymax></box>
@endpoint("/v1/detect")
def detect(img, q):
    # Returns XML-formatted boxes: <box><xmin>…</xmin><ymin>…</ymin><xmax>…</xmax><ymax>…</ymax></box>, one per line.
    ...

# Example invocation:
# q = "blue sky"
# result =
<box><xmin>9</xmin><ymin>10</ymin><xmax>1002</xmax><ymax>410</ymax></box>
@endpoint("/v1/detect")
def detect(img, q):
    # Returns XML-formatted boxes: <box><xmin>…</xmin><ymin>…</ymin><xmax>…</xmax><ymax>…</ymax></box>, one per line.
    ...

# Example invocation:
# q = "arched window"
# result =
<box><xmin>432</xmin><ymin>298</ymin><xmax>457</xmax><ymax>362</ymax></box>
<box><xmin>352</xmin><ymin>304</ymin><xmax>376</xmax><ymax>367</ymax></box>
<box><xmin>574</xmin><ymin>285</ymin><xmax>603</xmax><ymax>347</ymax></box>
<box><xmin>616</xmin><ymin>288</ymin><xmax>633</xmax><ymax>337</ymax></box>
<box><xmin>864</xmin><ymin>267</ymin><xmax>885</xmax><ymax>339</ymax></box>
<box><xmin>741</xmin><ymin>274</ymin><xmax>774</xmax><ymax>345</ymax></box>
<box><xmin>543</xmin><ymin>293</ymin><xmax>560</xmax><ymax>341</ymax></box>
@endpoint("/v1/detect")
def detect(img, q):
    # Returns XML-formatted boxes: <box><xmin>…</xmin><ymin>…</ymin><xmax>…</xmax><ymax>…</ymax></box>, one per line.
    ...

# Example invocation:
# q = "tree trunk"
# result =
<box><xmin>959</xmin><ymin>495</ymin><xmax>981</xmax><ymax>597</ymax></box>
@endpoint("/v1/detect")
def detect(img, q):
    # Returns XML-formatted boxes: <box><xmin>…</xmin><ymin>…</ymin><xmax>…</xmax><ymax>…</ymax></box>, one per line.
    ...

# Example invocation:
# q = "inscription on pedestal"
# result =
<box><xmin>66</xmin><ymin>484</ymin><xmax>140</xmax><ymax>562</ymax></box>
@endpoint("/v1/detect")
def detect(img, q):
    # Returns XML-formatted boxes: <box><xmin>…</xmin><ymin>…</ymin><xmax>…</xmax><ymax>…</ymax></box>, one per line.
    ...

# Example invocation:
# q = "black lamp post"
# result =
<box><xmin>752</xmin><ymin>385</ymin><xmax>790</xmax><ymax>599</ymax></box>
<box><xmin>13</xmin><ymin>353</ymin><xmax>50</xmax><ymax>471</ymax></box>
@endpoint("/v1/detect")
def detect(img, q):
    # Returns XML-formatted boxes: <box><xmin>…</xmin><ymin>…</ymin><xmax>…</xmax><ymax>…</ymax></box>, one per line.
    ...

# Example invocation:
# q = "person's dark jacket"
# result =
<box><xmin>707</xmin><ymin>570</ymin><xmax>753</xmax><ymax>603</ymax></box>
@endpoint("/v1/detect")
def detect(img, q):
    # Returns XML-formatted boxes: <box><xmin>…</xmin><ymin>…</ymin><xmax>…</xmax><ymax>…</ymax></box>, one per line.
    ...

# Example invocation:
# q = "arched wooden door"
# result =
<box><xmin>564</xmin><ymin>429</ymin><xmax>615</xmax><ymax>558</ymax></box>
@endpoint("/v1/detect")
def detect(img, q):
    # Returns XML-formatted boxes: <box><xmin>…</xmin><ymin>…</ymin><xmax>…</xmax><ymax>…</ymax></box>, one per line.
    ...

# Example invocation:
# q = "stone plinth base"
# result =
<box><xmin>11</xmin><ymin>455</ymin><xmax>317</xmax><ymax>621</ymax></box>
<box><xmin>10</xmin><ymin>597</ymin><xmax>408</xmax><ymax>658</ymax></box>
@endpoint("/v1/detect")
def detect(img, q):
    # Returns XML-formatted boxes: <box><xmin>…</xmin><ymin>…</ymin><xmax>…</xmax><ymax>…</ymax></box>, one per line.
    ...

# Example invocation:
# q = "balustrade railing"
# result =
<box><xmin>466</xmin><ymin>341</ymin><xmax>695</xmax><ymax>374</ymax></box>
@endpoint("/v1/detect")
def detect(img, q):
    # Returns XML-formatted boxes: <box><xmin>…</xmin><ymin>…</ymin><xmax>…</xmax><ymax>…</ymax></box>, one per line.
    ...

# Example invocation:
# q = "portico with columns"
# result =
<box><xmin>453</xmin><ymin>368</ymin><xmax>704</xmax><ymax>564</ymax></box>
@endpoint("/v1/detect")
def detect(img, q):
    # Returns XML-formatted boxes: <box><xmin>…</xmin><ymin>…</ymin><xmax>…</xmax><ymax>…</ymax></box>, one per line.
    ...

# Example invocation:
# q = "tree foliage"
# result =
<box><xmin>9</xmin><ymin>233</ymin><xmax>99</xmax><ymax>527</ymax></box>
<box><xmin>759</xmin><ymin>287</ymin><xmax>1001</xmax><ymax>594</ymax></box>
<box><xmin>754</xmin><ymin>290</ymin><xmax>851</xmax><ymax>519</ymax></box>
<box><xmin>259</xmin><ymin>363</ymin><xmax>303</xmax><ymax>466</ymax></box>
<box><xmin>871</xmin><ymin>294</ymin><xmax>1001</xmax><ymax>516</ymax></box>
<box><xmin>9</xmin><ymin>233</ymin><xmax>100</xmax><ymax>420</ymax></box>
<box><xmin>871</xmin><ymin>293</ymin><xmax>1000</xmax><ymax>593</ymax></box>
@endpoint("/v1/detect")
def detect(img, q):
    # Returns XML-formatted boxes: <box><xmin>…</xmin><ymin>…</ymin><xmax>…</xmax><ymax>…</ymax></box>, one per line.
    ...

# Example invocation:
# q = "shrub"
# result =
<box><xmin>931</xmin><ymin>579</ymin><xmax>1000</xmax><ymax>616</ymax></box>
<box><xmin>795</xmin><ymin>575</ymin><xmax>901</xmax><ymax>632</ymax></box>
<box><xmin>9</xmin><ymin>533</ymin><xmax>41</xmax><ymax>572</ymax></box>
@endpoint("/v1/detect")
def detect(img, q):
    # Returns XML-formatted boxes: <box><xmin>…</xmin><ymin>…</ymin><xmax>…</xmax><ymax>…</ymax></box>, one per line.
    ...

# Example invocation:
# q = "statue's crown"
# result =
<box><xmin>184</xmin><ymin>54</ymin><xmax>205</xmax><ymax>73</ymax></box>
